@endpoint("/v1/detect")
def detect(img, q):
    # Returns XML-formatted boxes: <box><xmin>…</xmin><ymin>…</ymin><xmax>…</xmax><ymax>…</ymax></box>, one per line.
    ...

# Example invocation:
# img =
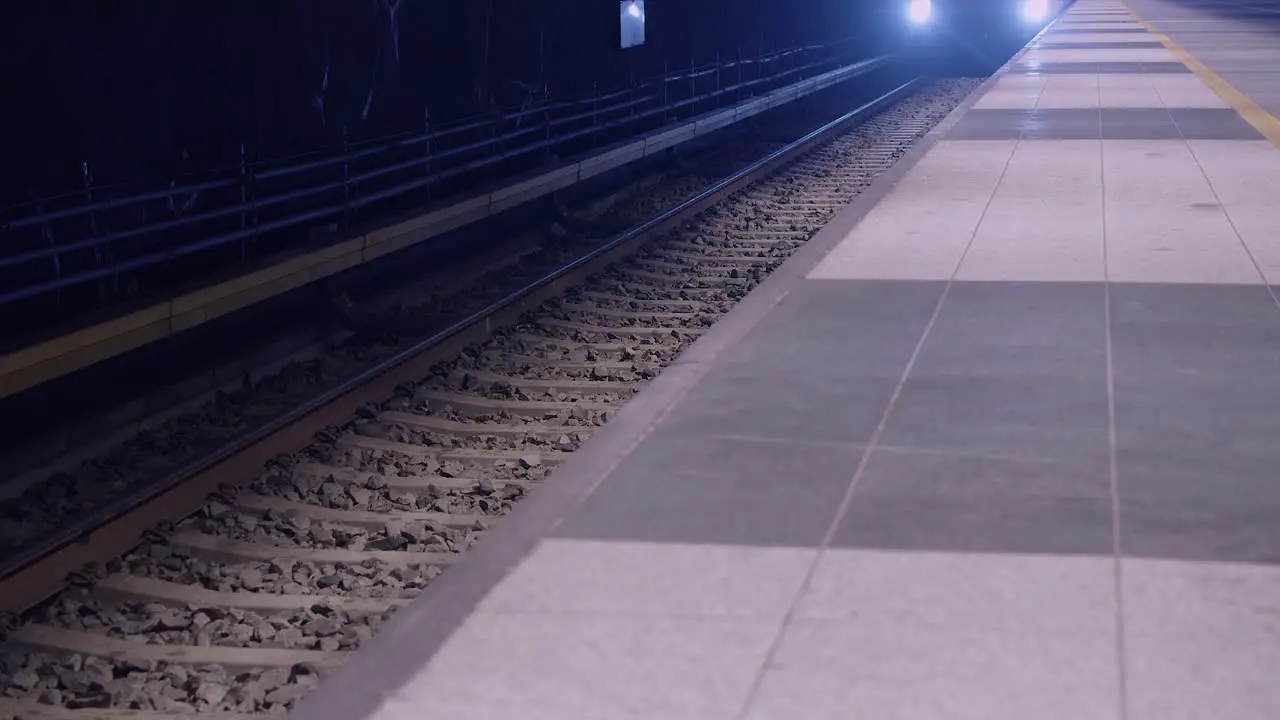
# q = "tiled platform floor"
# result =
<box><xmin>295</xmin><ymin>1</ymin><xmax>1280</xmax><ymax>719</ymax></box>
<box><xmin>1127</xmin><ymin>0</ymin><xmax>1280</xmax><ymax>117</ymax></box>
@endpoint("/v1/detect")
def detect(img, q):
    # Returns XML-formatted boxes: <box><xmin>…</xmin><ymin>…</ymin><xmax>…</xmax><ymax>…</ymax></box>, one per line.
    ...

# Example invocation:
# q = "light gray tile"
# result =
<box><xmin>1008</xmin><ymin>61</ymin><xmax>1191</xmax><ymax>74</ymax></box>
<box><xmin>1126</xmin><ymin>629</ymin><xmax>1280</xmax><ymax>720</ymax></box>
<box><xmin>809</xmin><ymin>142</ymin><xmax>1014</xmax><ymax>281</ymax></box>
<box><xmin>1122</xmin><ymin>558</ymin><xmax>1280</xmax><ymax>716</ymax></box>
<box><xmin>1122</xmin><ymin>557</ymin><xmax>1280</xmax><ymax>636</ymax></box>
<box><xmin>375</xmin><ymin>613</ymin><xmax>778</xmax><ymax>720</ymax></box>
<box><xmin>745</xmin><ymin>617</ymin><xmax>1120</xmax><ymax>720</ymax></box>
<box><xmin>795</xmin><ymin>548</ymin><xmax>1117</xmax><ymax>630</ymax></box>
<box><xmin>1189</xmin><ymin>140</ymin><xmax>1280</xmax><ymax>283</ymax></box>
<box><xmin>959</xmin><ymin>146</ymin><xmax>1106</xmax><ymax>279</ymax></box>
<box><xmin>1187</xmin><ymin>139</ymin><xmax>1280</xmax><ymax>208</ymax></box>
<box><xmin>477</xmin><ymin>539</ymin><xmax>816</xmax><ymax>619</ymax></box>
<box><xmin>1149</xmin><ymin>76</ymin><xmax>1230</xmax><ymax>108</ymax></box>
<box><xmin>984</xmin><ymin>139</ymin><xmax>1104</xmax><ymax>204</ymax></box>
<box><xmin>1101</xmin><ymin>138</ymin><xmax>1216</xmax><ymax>205</ymax></box>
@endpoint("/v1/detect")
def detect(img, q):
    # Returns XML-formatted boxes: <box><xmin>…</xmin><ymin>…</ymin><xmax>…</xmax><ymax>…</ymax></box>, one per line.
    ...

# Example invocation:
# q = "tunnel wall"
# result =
<box><xmin>0</xmin><ymin>0</ymin><xmax>898</xmax><ymax>205</ymax></box>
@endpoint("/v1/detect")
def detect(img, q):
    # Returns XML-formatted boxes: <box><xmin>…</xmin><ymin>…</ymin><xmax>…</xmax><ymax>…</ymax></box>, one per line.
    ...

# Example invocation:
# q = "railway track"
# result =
<box><xmin>0</xmin><ymin>76</ymin><xmax>982</xmax><ymax>719</ymax></box>
<box><xmin>0</xmin><ymin>160</ymin><xmax>709</xmax><ymax>559</ymax></box>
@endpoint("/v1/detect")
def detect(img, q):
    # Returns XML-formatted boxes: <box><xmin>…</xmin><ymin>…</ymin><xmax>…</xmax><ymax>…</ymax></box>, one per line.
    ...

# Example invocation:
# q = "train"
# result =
<box><xmin>900</xmin><ymin>0</ymin><xmax>1075</xmax><ymax>74</ymax></box>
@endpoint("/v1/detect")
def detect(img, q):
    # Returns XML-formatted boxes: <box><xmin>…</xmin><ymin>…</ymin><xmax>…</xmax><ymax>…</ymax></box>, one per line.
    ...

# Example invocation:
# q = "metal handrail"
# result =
<box><xmin>0</xmin><ymin>39</ymin><xmax>867</xmax><ymax>315</ymax></box>
<box><xmin>1</xmin><ymin>43</ymin><xmax>839</xmax><ymax>221</ymax></box>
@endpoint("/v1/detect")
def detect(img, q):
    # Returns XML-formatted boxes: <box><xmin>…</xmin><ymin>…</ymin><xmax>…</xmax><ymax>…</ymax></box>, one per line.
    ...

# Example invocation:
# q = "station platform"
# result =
<box><xmin>294</xmin><ymin>1</ymin><xmax>1280</xmax><ymax>718</ymax></box>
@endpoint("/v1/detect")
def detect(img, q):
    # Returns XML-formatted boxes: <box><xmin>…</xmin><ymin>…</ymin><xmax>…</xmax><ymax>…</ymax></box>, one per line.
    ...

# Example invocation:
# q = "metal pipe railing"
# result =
<box><xmin>3</xmin><ymin>42</ymin><xmax>837</xmax><ymax>222</ymax></box>
<box><xmin>0</xmin><ymin>40</ymin><xmax>869</xmax><ymax>313</ymax></box>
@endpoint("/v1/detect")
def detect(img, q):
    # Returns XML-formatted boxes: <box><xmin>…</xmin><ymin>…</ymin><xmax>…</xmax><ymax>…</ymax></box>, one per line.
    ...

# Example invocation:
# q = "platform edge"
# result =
<box><xmin>285</xmin><ymin>54</ymin><xmax>1030</xmax><ymax>720</ymax></box>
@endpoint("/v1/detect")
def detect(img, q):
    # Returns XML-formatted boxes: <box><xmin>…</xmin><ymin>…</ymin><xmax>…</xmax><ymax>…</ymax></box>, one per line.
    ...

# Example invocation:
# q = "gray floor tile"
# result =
<box><xmin>1047</xmin><ymin>27</ymin><xmax>1162</xmax><ymax>33</ymax></box>
<box><xmin>910</xmin><ymin>283</ymin><xmax>1110</xmax><ymax>369</ymax></box>
<box><xmin>1097</xmin><ymin>61</ymin><xmax>1192</xmax><ymax>73</ymax></box>
<box><xmin>1109</xmin><ymin>283</ymin><xmax>1280</xmax><ymax>326</ymax></box>
<box><xmin>950</xmin><ymin>108</ymin><xmax>1260</xmax><ymax>141</ymax></box>
<box><xmin>945</xmin><ymin>113</ymin><xmax>1022</xmax><ymax>141</ymax></box>
<box><xmin>834</xmin><ymin>450</ymin><xmax>1114</xmax><ymax>555</ymax></box>
<box><xmin>949</xmin><ymin>109</ymin><xmax>1101</xmax><ymax>140</ymax></box>
<box><xmin>1038</xmin><ymin>41</ymin><xmax>1166</xmax><ymax>49</ymax></box>
<box><xmin>1111</xmin><ymin>283</ymin><xmax>1280</xmax><ymax>564</ymax></box>
<box><xmin>659</xmin><ymin>279</ymin><xmax>943</xmax><ymax>444</ymax></box>
<box><xmin>1169</xmin><ymin>107</ymin><xmax>1265</xmax><ymax>140</ymax></box>
<box><xmin>880</xmin><ymin>283</ymin><xmax>1110</xmax><ymax>461</ymax></box>
<box><xmin>880</xmin><ymin>376</ymin><xmax>1110</xmax><ymax>458</ymax></box>
<box><xmin>555</xmin><ymin>431</ymin><xmax>863</xmax><ymax>546</ymax></box>
<box><xmin>657</xmin><ymin>363</ymin><xmax>902</xmax><ymax>446</ymax></box>
<box><xmin>1113</xmin><ymin>363</ymin><xmax>1280</xmax><ymax>476</ymax></box>
<box><xmin>722</xmin><ymin>279</ymin><xmax>945</xmax><ymax>368</ymax></box>
<box><xmin>1100</xmin><ymin>108</ymin><xmax>1181</xmax><ymax>139</ymax></box>
<box><xmin>1110</xmin><ymin>284</ymin><xmax>1280</xmax><ymax>480</ymax></box>
<box><xmin>1115</xmin><ymin>388</ymin><xmax>1280</xmax><ymax>481</ymax></box>
<box><xmin>1119</xmin><ymin>461</ymin><xmax>1280</xmax><ymax>565</ymax></box>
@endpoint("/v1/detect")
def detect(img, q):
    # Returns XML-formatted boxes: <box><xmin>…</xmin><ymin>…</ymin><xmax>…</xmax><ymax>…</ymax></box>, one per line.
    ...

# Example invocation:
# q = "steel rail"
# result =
<box><xmin>0</xmin><ymin>74</ymin><xmax>921</xmax><ymax>616</ymax></box>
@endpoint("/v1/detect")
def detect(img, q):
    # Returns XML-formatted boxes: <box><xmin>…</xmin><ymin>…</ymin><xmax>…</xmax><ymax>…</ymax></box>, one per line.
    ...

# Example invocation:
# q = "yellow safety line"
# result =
<box><xmin>1124</xmin><ymin>1</ymin><xmax>1280</xmax><ymax>148</ymax></box>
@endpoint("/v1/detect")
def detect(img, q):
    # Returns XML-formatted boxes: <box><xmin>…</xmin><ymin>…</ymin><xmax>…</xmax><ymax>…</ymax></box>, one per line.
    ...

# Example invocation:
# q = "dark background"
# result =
<box><xmin>0</xmin><ymin>0</ymin><xmax>898</xmax><ymax>208</ymax></box>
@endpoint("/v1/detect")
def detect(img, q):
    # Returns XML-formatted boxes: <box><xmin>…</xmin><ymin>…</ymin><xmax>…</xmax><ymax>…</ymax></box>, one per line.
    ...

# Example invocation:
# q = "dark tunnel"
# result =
<box><xmin>0</xmin><ymin>0</ymin><xmax>900</xmax><ymax>206</ymax></box>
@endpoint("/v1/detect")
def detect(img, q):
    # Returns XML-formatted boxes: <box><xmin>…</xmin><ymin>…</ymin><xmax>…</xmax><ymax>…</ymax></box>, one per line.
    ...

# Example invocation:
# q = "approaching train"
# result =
<box><xmin>900</xmin><ymin>0</ymin><xmax>1075</xmax><ymax>73</ymax></box>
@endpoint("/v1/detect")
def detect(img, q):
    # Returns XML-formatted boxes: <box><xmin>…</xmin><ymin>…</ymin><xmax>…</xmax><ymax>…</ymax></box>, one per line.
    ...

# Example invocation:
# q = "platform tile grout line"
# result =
<box><xmin>1032</xmin><ymin>72</ymin><xmax>1052</xmax><ymax>109</ymax></box>
<box><xmin>1098</xmin><ymin>92</ymin><xmax>1132</xmax><ymax>720</ymax></box>
<box><xmin>732</xmin><ymin>132</ymin><xmax>1025</xmax><ymax>720</ymax></box>
<box><xmin>1182</xmin><ymin>138</ymin><xmax>1280</xmax><ymax>296</ymax></box>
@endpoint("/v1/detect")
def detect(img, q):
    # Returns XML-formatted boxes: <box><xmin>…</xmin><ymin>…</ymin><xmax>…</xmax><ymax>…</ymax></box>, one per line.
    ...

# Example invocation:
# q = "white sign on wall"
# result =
<box><xmin>621</xmin><ymin>0</ymin><xmax>646</xmax><ymax>49</ymax></box>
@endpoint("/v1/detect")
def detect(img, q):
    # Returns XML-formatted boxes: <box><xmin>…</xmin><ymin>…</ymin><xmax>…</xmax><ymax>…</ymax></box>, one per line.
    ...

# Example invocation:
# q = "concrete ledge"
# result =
<box><xmin>579</xmin><ymin>140</ymin><xmax>647</xmax><ymax>181</ymax></box>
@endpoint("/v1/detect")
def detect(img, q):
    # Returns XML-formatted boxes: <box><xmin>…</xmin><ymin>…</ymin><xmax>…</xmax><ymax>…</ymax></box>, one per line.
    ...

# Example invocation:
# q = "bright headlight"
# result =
<box><xmin>908</xmin><ymin>0</ymin><xmax>932</xmax><ymax>24</ymax></box>
<box><xmin>1022</xmin><ymin>0</ymin><xmax>1048</xmax><ymax>22</ymax></box>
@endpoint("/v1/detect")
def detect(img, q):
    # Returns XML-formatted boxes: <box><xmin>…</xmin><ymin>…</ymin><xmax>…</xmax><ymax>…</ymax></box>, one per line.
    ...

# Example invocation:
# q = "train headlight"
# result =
<box><xmin>907</xmin><ymin>0</ymin><xmax>932</xmax><ymax>24</ymax></box>
<box><xmin>1022</xmin><ymin>0</ymin><xmax>1049</xmax><ymax>22</ymax></box>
